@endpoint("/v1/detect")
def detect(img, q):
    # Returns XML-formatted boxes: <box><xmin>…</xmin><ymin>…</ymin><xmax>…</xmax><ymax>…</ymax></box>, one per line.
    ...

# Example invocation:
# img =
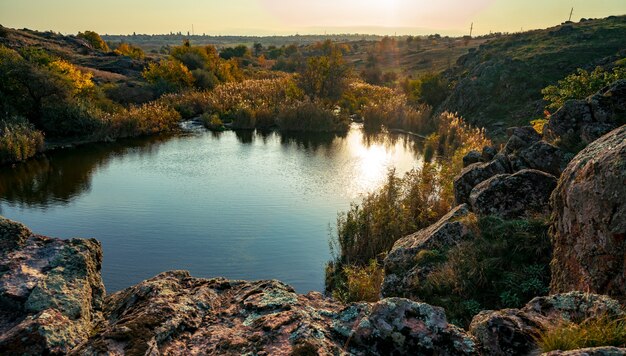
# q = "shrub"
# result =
<box><xmin>114</xmin><ymin>43</ymin><xmax>145</xmax><ymax>60</ymax></box>
<box><xmin>101</xmin><ymin>102</ymin><xmax>181</xmax><ymax>138</ymax></box>
<box><xmin>200</xmin><ymin>113</ymin><xmax>224</xmax><ymax>131</ymax></box>
<box><xmin>537</xmin><ymin>315</ymin><xmax>626</xmax><ymax>352</ymax></box>
<box><xmin>41</xmin><ymin>100</ymin><xmax>103</xmax><ymax>137</ymax></box>
<box><xmin>403</xmin><ymin>73</ymin><xmax>449</xmax><ymax>108</ymax></box>
<box><xmin>0</xmin><ymin>118</ymin><xmax>44</xmax><ymax>164</ymax></box>
<box><xmin>277</xmin><ymin>99</ymin><xmax>348</xmax><ymax>133</ymax></box>
<box><xmin>142</xmin><ymin>59</ymin><xmax>194</xmax><ymax>95</ymax></box>
<box><xmin>77</xmin><ymin>30</ymin><xmax>110</xmax><ymax>52</ymax></box>
<box><xmin>542</xmin><ymin>66</ymin><xmax>626</xmax><ymax>110</ymax></box>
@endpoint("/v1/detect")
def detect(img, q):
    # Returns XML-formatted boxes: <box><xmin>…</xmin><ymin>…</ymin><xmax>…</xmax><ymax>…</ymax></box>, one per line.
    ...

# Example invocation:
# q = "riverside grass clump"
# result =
<box><xmin>326</xmin><ymin>113</ymin><xmax>491</xmax><ymax>303</ymax></box>
<box><xmin>537</xmin><ymin>315</ymin><xmax>626</xmax><ymax>352</ymax></box>
<box><xmin>341</xmin><ymin>81</ymin><xmax>435</xmax><ymax>133</ymax></box>
<box><xmin>0</xmin><ymin>118</ymin><xmax>45</xmax><ymax>164</ymax></box>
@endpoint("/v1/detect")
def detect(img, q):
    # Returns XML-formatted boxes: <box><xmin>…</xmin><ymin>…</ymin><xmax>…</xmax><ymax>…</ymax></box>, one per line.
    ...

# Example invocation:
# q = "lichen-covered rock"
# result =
<box><xmin>503</xmin><ymin>126</ymin><xmax>542</xmax><ymax>155</ymax></box>
<box><xmin>516</xmin><ymin>140</ymin><xmax>572</xmax><ymax>176</ymax></box>
<box><xmin>469</xmin><ymin>169</ymin><xmax>557</xmax><ymax>218</ymax></box>
<box><xmin>544</xmin><ymin>80</ymin><xmax>626</xmax><ymax>146</ymax></box>
<box><xmin>382</xmin><ymin>204</ymin><xmax>473</xmax><ymax>297</ymax></box>
<box><xmin>454</xmin><ymin>155</ymin><xmax>511</xmax><ymax>205</ymax></box>
<box><xmin>470</xmin><ymin>291</ymin><xmax>624</xmax><ymax>356</ymax></box>
<box><xmin>75</xmin><ymin>270</ymin><xmax>478</xmax><ymax>355</ymax></box>
<box><xmin>543</xmin><ymin>347</ymin><xmax>626</xmax><ymax>356</ymax></box>
<box><xmin>550</xmin><ymin>125</ymin><xmax>626</xmax><ymax>299</ymax></box>
<box><xmin>335</xmin><ymin>298</ymin><xmax>478</xmax><ymax>355</ymax></box>
<box><xmin>0</xmin><ymin>216</ymin><xmax>105</xmax><ymax>354</ymax></box>
<box><xmin>463</xmin><ymin>150</ymin><xmax>483</xmax><ymax>167</ymax></box>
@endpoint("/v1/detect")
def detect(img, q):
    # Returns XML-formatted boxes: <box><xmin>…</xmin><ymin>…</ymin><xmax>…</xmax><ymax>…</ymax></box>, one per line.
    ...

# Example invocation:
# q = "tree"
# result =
<box><xmin>77</xmin><ymin>31</ymin><xmax>110</xmax><ymax>52</ymax></box>
<box><xmin>298</xmin><ymin>47</ymin><xmax>351</xmax><ymax>101</ymax></box>
<box><xmin>253</xmin><ymin>42</ymin><xmax>263</xmax><ymax>57</ymax></box>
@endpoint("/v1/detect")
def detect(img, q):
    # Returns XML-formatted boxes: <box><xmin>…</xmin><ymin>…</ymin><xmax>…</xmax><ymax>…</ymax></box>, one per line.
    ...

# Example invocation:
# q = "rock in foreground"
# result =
<box><xmin>77</xmin><ymin>271</ymin><xmax>478</xmax><ymax>355</ymax></box>
<box><xmin>0</xmin><ymin>217</ymin><xmax>105</xmax><ymax>354</ymax></box>
<box><xmin>550</xmin><ymin>125</ymin><xmax>626</xmax><ymax>299</ymax></box>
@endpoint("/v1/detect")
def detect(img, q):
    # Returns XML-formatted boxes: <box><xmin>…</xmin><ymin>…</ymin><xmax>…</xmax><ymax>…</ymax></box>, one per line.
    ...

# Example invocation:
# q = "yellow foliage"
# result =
<box><xmin>48</xmin><ymin>60</ymin><xmax>94</xmax><ymax>96</ymax></box>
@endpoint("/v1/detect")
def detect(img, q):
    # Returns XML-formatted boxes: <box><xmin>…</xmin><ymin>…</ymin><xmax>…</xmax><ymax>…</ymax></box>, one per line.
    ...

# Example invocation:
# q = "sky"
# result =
<box><xmin>0</xmin><ymin>0</ymin><xmax>624</xmax><ymax>36</ymax></box>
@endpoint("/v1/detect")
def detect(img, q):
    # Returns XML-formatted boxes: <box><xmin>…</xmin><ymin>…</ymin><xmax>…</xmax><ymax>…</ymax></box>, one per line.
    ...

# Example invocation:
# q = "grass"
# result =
<box><xmin>331</xmin><ymin>260</ymin><xmax>384</xmax><ymax>303</ymax></box>
<box><xmin>417</xmin><ymin>216</ymin><xmax>552</xmax><ymax>327</ymax></box>
<box><xmin>0</xmin><ymin>119</ymin><xmax>45</xmax><ymax>164</ymax></box>
<box><xmin>537</xmin><ymin>315</ymin><xmax>626</xmax><ymax>352</ymax></box>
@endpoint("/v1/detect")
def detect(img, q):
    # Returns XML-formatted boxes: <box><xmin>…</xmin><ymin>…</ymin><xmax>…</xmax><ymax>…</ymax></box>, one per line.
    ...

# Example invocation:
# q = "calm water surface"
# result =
<box><xmin>0</xmin><ymin>124</ymin><xmax>423</xmax><ymax>293</ymax></box>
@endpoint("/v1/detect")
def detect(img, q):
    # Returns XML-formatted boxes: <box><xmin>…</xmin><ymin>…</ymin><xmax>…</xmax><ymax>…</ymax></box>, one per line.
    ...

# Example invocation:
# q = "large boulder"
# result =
<box><xmin>382</xmin><ymin>204</ymin><xmax>473</xmax><ymax>297</ymax></box>
<box><xmin>469</xmin><ymin>169</ymin><xmax>558</xmax><ymax>218</ymax></box>
<box><xmin>544</xmin><ymin>80</ymin><xmax>626</xmax><ymax>146</ymax></box>
<box><xmin>550</xmin><ymin>125</ymin><xmax>626</xmax><ymax>299</ymax></box>
<box><xmin>76</xmin><ymin>270</ymin><xmax>479</xmax><ymax>355</ymax></box>
<box><xmin>0</xmin><ymin>216</ymin><xmax>105</xmax><ymax>354</ymax></box>
<box><xmin>469</xmin><ymin>291</ymin><xmax>624</xmax><ymax>356</ymax></box>
<box><xmin>454</xmin><ymin>155</ymin><xmax>511</xmax><ymax>204</ymax></box>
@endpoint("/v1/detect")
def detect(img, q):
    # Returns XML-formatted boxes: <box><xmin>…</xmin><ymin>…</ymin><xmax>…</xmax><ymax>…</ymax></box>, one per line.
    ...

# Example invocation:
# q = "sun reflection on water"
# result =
<box><xmin>345</xmin><ymin>128</ymin><xmax>422</xmax><ymax>198</ymax></box>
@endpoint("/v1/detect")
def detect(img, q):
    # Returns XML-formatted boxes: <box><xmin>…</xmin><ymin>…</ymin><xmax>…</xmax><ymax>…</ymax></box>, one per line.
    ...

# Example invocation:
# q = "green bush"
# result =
<box><xmin>542</xmin><ymin>66</ymin><xmax>626</xmax><ymax>110</ymax></box>
<box><xmin>0</xmin><ymin>118</ymin><xmax>44</xmax><ymax>164</ymax></box>
<box><xmin>142</xmin><ymin>59</ymin><xmax>194</xmax><ymax>95</ymax></box>
<box><xmin>200</xmin><ymin>113</ymin><xmax>224</xmax><ymax>131</ymax></box>
<box><xmin>41</xmin><ymin>100</ymin><xmax>103</xmax><ymax>137</ymax></box>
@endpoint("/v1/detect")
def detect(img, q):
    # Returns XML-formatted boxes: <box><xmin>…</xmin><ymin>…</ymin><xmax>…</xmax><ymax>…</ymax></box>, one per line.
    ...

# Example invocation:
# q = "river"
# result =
<box><xmin>0</xmin><ymin>124</ymin><xmax>423</xmax><ymax>293</ymax></box>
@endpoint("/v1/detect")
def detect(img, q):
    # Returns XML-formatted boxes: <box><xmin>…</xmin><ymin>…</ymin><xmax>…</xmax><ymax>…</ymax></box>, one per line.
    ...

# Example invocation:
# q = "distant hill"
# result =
<box><xmin>437</xmin><ymin>15</ymin><xmax>626</xmax><ymax>138</ymax></box>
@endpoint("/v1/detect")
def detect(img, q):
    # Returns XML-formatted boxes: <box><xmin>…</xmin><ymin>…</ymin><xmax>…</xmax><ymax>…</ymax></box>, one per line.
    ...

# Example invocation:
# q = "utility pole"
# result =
<box><xmin>192</xmin><ymin>24</ymin><xmax>194</xmax><ymax>36</ymax></box>
<box><xmin>569</xmin><ymin>7</ymin><xmax>574</xmax><ymax>22</ymax></box>
<box><xmin>469</xmin><ymin>22</ymin><xmax>473</xmax><ymax>37</ymax></box>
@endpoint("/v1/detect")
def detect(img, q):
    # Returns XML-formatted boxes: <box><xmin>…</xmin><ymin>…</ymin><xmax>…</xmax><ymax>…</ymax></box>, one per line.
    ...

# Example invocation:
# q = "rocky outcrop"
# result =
<box><xmin>544</xmin><ymin>80</ymin><xmax>626</xmax><ymax>146</ymax></box>
<box><xmin>469</xmin><ymin>169</ymin><xmax>558</xmax><ymax>218</ymax></box>
<box><xmin>469</xmin><ymin>291</ymin><xmax>625</xmax><ymax>356</ymax></box>
<box><xmin>454</xmin><ymin>155</ymin><xmax>511</xmax><ymax>204</ymax></box>
<box><xmin>550</xmin><ymin>125</ymin><xmax>626</xmax><ymax>299</ymax></box>
<box><xmin>0</xmin><ymin>217</ymin><xmax>105</xmax><ymax>354</ymax></box>
<box><xmin>75</xmin><ymin>271</ymin><xmax>478</xmax><ymax>355</ymax></box>
<box><xmin>0</xmin><ymin>217</ymin><xmax>479</xmax><ymax>355</ymax></box>
<box><xmin>382</xmin><ymin>204</ymin><xmax>473</xmax><ymax>297</ymax></box>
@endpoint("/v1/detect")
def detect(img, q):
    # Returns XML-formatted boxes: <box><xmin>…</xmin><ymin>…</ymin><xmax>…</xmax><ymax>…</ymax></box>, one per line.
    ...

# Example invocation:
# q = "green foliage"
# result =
<box><xmin>0</xmin><ymin>118</ymin><xmax>44</xmax><ymax>164</ymax></box>
<box><xmin>416</xmin><ymin>216</ymin><xmax>551</xmax><ymax>327</ymax></box>
<box><xmin>142</xmin><ymin>59</ymin><xmax>194</xmax><ymax>95</ymax></box>
<box><xmin>220</xmin><ymin>45</ymin><xmax>249</xmax><ymax>59</ymax></box>
<box><xmin>114</xmin><ymin>43</ymin><xmax>145</xmax><ymax>59</ymax></box>
<box><xmin>542</xmin><ymin>66</ymin><xmax>626</xmax><ymax>110</ymax></box>
<box><xmin>297</xmin><ymin>47</ymin><xmax>351</xmax><ymax>101</ymax></box>
<box><xmin>77</xmin><ymin>30</ymin><xmax>110</xmax><ymax>52</ymax></box>
<box><xmin>537</xmin><ymin>316</ymin><xmax>626</xmax><ymax>352</ymax></box>
<box><xmin>403</xmin><ymin>73</ymin><xmax>449</xmax><ymax>108</ymax></box>
<box><xmin>169</xmin><ymin>43</ymin><xmax>243</xmax><ymax>88</ymax></box>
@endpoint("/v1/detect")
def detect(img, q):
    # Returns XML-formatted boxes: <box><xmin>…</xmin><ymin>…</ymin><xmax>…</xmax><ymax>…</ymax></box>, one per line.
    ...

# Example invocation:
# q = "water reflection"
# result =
<box><xmin>0</xmin><ymin>135</ymin><xmax>169</xmax><ymax>209</ymax></box>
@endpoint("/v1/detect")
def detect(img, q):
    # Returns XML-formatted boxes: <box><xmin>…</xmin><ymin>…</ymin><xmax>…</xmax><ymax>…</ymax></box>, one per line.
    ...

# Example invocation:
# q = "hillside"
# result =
<box><xmin>438</xmin><ymin>15</ymin><xmax>626</xmax><ymax>137</ymax></box>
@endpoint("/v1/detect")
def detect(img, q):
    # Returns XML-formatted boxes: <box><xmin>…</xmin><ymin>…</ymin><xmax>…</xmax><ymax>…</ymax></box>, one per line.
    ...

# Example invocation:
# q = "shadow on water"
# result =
<box><xmin>0</xmin><ymin>135</ymin><xmax>171</xmax><ymax>210</ymax></box>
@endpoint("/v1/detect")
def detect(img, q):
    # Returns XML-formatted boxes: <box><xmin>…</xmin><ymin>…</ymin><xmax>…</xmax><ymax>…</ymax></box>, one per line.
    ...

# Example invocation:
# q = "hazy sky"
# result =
<box><xmin>1</xmin><ymin>0</ymin><xmax>624</xmax><ymax>36</ymax></box>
